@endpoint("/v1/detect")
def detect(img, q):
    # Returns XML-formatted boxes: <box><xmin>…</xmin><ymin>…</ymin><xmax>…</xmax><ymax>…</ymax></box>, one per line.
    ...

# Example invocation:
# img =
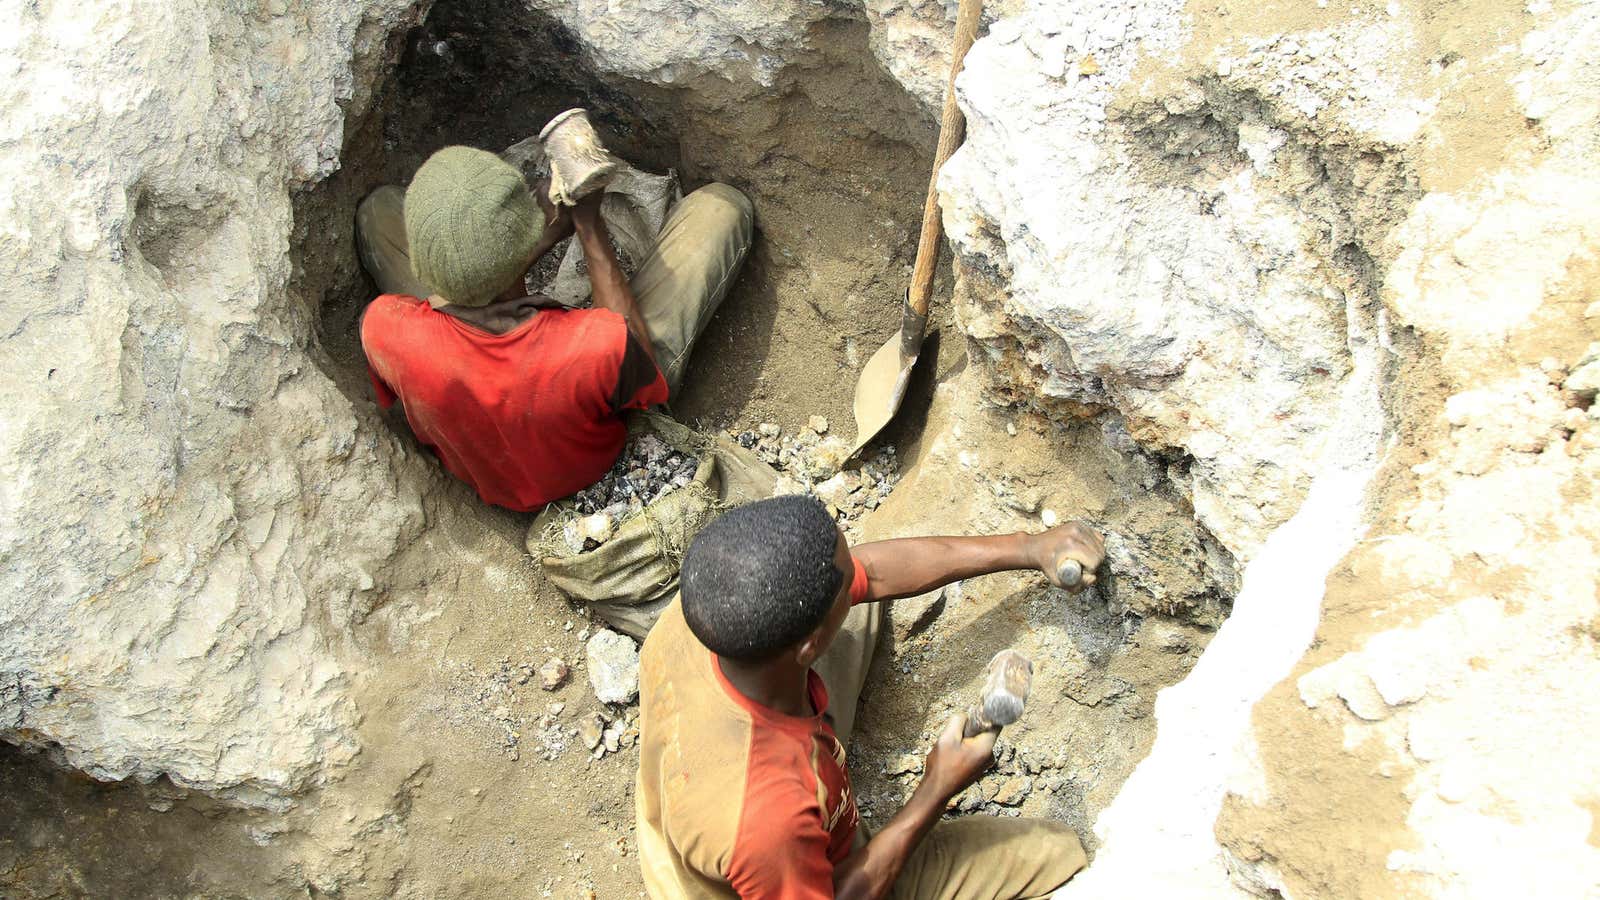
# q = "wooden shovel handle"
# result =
<box><xmin>907</xmin><ymin>0</ymin><xmax>984</xmax><ymax>318</ymax></box>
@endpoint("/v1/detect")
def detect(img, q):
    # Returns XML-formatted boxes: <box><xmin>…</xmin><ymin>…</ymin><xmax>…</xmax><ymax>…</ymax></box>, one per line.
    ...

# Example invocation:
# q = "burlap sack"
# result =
<box><xmin>527</xmin><ymin>412</ymin><xmax>778</xmax><ymax>641</ymax></box>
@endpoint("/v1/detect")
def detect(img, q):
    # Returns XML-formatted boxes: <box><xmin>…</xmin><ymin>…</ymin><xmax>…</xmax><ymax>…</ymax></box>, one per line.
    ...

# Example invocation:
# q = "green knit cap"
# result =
<box><xmin>404</xmin><ymin>146</ymin><xmax>543</xmax><ymax>307</ymax></box>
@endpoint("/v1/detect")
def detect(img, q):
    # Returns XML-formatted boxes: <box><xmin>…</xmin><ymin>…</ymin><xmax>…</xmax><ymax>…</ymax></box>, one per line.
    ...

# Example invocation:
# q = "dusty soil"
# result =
<box><xmin>844</xmin><ymin>362</ymin><xmax>1230</xmax><ymax>846</ymax></box>
<box><xmin>1</xmin><ymin>3</ymin><xmax>1231</xmax><ymax>898</ymax></box>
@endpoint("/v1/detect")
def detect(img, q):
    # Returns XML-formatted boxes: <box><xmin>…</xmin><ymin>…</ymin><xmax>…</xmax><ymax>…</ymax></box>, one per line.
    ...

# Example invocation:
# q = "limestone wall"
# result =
<box><xmin>927</xmin><ymin>0</ymin><xmax>1600</xmax><ymax>896</ymax></box>
<box><xmin>0</xmin><ymin>0</ymin><xmax>435</xmax><ymax>803</ymax></box>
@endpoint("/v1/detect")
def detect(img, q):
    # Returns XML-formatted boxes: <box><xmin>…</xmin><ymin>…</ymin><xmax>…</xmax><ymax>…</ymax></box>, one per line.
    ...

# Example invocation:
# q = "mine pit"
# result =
<box><xmin>292</xmin><ymin>0</ymin><xmax>1239</xmax><ymax>866</ymax></box>
<box><xmin>8</xmin><ymin>0</ymin><xmax>1594</xmax><ymax>895</ymax></box>
<box><xmin>7</xmin><ymin>0</ymin><xmax>1260</xmax><ymax>895</ymax></box>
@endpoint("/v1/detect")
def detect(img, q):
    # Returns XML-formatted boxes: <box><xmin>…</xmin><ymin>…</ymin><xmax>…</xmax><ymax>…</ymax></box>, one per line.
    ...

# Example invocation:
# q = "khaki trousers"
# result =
<box><xmin>888</xmin><ymin>817</ymin><xmax>1087</xmax><ymax>900</ymax></box>
<box><xmin>355</xmin><ymin>182</ymin><xmax>754</xmax><ymax>396</ymax></box>
<box><xmin>815</xmin><ymin>604</ymin><xmax>1086</xmax><ymax>900</ymax></box>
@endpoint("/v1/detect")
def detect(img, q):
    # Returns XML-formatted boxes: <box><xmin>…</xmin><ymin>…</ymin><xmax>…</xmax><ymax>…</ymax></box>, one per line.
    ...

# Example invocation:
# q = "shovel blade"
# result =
<box><xmin>850</xmin><ymin>335</ymin><xmax>920</xmax><ymax>457</ymax></box>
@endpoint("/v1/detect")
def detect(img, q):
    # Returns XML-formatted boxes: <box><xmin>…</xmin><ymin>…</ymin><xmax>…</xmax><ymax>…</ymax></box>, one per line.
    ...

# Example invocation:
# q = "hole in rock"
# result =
<box><xmin>281</xmin><ymin>0</ymin><xmax>1240</xmax><ymax>866</ymax></box>
<box><xmin>300</xmin><ymin>0</ymin><xmax>939</xmax><ymax>435</ymax></box>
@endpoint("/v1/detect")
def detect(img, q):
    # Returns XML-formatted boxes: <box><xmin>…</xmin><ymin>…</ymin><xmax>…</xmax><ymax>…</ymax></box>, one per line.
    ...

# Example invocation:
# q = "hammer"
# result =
<box><xmin>1055</xmin><ymin>558</ymin><xmax>1085</xmax><ymax>590</ymax></box>
<box><xmin>962</xmin><ymin>650</ymin><xmax>1034</xmax><ymax>738</ymax></box>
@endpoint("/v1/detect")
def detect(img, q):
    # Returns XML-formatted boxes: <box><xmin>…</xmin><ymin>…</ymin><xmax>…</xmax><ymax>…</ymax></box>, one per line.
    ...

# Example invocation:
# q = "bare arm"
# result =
<box><xmin>570</xmin><ymin>196</ymin><xmax>657</xmax><ymax>368</ymax></box>
<box><xmin>527</xmin><ymin>217</ymin><xmax>571</xmax><ymax>267</ymax></box>
<box><xmin>832</xmin><ymin>782</ymin><xmax>944</xmax><ymax>899</ymax></box>
<box><xmin>833</xmin><ymin>716</ymin><xmax>998</xmax><ymax>900</ymax></box>
<box><xmin>530</xmin><ymin>176</ymin><xmax>575</xmax><ymax>266</ymax></box>
<box><xmin>850</xmin><ymin>522</ymin><xmax>1105</xmax><ymax>603</ymax></box>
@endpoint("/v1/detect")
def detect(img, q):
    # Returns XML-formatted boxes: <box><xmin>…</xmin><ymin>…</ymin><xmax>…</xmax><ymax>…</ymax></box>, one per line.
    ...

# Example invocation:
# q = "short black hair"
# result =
<box><xmin>680</xmin><ymin>495</ymin><xmax>844</xmax><ymax>661</ymax></box>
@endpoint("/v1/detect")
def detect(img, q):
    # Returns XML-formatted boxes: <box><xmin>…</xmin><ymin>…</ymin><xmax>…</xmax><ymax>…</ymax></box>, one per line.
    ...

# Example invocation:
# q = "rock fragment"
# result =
<box><xmin>578</xmin><ymin>714</ymin><xmax>606</xmax><ymax>751</ymax></box>
<box><xmin>953</xmin><ymin>781</ymin><xmax>993</xmax><ymax>813</ymax></box>
<box><xmin>586</xmin><ymin>629</ymin><xmax>640</xmax><ymax>705</ymax></box>
<box><xmin>730</xmin><ymin>420</ymin><xmax>900</xmax><ymax>537</ymax></box>
<box><xmin>1564</xmin><ymin>343</ymin><xmax>1600</xmax><ymax>398</ymax></box>
<box><xmin>890</xmin><ymin>587</ymin><xmax>948</xmax><ymax>642</ymax></box>
<box><xmin>539</xmin><ymin>658</ymin><xmax>570</xmax><ymax>691</ymax></box>
<box><xmin>574</xmin><ymin>512</ymin><xmax>616</xmax><ymax>546</ymax></box>
<box><xmin>602</xmin><ymin>719</ymin><xmax>625</xmax><ymax>753</ymax></box>
<box><xmin>991</xmin><ymin>776</ymin><xmax>1032</xmax><ymax>806</ymax></box>
<box><xmin>799</xmin><ymin>436</ymin><xmax>851</xmax><ymax>480</ymax></box>
<box><xmin>812</xmin><ymin>471</ymin><xmax>862</xmax><ymax>509</ymax></box>
<box><xmin>884</xmin><ymin>753</ymin><xmax>923</xmax><ymax>777</ymax></box>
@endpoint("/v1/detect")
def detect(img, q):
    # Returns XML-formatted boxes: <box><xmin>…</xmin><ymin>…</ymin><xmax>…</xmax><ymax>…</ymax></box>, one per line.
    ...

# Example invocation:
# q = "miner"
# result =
<box><xmin>354</xmin><ymin>144</ymin><xmax>752</xmax><ymax>510</ymax></box>
<box><xmin>635</xmin><ymin>495</ymin><xmax>1106</xmax><ymax>899</ymax></box>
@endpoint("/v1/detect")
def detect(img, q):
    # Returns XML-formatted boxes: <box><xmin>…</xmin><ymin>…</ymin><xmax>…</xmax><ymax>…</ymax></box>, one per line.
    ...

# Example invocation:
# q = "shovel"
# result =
<box><xmin>849</xmin><ymin>0</ymin><xmax>985</xmax><ymax>457</ymax></box>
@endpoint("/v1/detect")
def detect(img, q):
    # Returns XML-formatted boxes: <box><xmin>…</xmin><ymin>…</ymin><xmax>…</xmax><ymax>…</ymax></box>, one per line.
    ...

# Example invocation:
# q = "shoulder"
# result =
<box><xmin>640</xmin><ymin>599</ymin><xmax>700</xmax><ymax>689</ymax></box>
<box><xmin>538</xmin><ymin>309</ymin><xmax>635</xmax><ymax>388</ymax></box>
<box><xmin>360</xmin><ymin>294</ymin><xmax>426</xmax><ymax>336</ymax></box>
<box><xmin>545</xmin><ymin>306</ymin><xmax>628</xmax><ymax>347</ymax></box>
<box><xmin>365</xmin><ymin>293</ymin><xmax>426</xmax><ymax>316</ymax></box>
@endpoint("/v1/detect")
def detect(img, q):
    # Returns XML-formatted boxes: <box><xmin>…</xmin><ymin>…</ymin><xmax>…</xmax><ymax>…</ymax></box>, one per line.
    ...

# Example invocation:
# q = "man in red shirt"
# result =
<box><xmin>637</xmin><ymin>495</ymin><xmax>1106</xmax><ymax>898</ymax></box>
<box><xmin>355</xmin><ymin>145</ymin><xmax>752</xmax><ymax>510</ymax></box>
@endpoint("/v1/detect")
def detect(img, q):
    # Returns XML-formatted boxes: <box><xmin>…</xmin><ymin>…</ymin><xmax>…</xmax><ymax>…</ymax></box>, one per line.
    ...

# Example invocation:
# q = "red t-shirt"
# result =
<box><xmin>360</xmin><ymin>294</ymin><xmax>667</xmax><ymax>511</ymax></box>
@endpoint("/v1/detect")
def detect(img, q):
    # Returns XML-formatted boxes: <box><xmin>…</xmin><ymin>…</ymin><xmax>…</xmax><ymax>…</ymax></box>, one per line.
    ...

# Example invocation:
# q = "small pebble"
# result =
<box><xmin>884</xmin><ymin>753</ymin><xmax>923</xmax><ymax>776</ymax></box>
<box><xmin>991</xmin><ymin>776</ymin><xmax>1032</xmax><ymax>806</ymax></box>
<box><xmin>539</xmin><ymin>658</ymin><xmax>570</xmax><ymax>691</ymax></box>
<box><xmin>579</xmin><ymin>714</ymin><xmax>606</xmax><ymax>751</ymax></box>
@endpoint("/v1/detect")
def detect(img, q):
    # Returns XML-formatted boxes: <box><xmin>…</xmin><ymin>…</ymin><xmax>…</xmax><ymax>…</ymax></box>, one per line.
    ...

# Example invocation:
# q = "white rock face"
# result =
<box><xmin>0</xmin><ymin>0</ymin><xmax>433</xmax><ymax>802</ymax></box>
<box><xmin>939</xmin><ymin>0</ymin><xmax>1427</xmax><ymax>557</ymax></box>
<box><xmin>859</xmin><ymin>0</ymin><xmax>1037</xmax><ymax>110</ymax></box>
<box><xmin>917</xmin><ymin>0</ymin><xmax>1600</xmax><ymax>897</ymax></box>
<box><xmin>525</xmin><ymin>0</ymin><xmax>1017</xmax><ymax>108</ymax></box>
<box><xmin>858</xmin><ymin>0</ymin><xmax>962</xmax><ymax>109</ymax></box>
<box><xmin>1252</xmin><ymin>9</ymin><xmax>1600</xmax><ymax>889</ymax></box>
<box><xmin>1060</xmin><ymin>363</ymin><xmax>1383</xmax><ymax>897</ymax></box>
<box><xmin>525</xmin><ymin>0</ymin><xmax>837</xmax><ymax>87</ymax></box>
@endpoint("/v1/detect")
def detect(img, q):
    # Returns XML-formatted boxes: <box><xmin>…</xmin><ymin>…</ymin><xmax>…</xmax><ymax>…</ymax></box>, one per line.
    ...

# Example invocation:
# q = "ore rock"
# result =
<box><xmin>539</xmin><ymin>659</ymin><xmax>570</xmax><ymax>691</ymax></box>
<box><xmin>586</xmin><ymin>629</ymin><xmax>640</xmax><ymax>705</ymax></box>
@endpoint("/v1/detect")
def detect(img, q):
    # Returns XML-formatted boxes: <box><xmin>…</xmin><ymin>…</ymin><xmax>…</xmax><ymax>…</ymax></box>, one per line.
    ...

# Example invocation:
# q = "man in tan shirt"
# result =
<box><xmin>636</xmin><ymin>495</ymin><xmax>1105</xmax><ymax>898</ymax></box>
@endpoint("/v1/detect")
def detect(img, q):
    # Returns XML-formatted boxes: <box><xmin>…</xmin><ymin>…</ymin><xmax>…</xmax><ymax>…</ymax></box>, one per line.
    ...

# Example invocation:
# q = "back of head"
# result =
<box><xmin>680</xmin><ymin>496</ymin><xmax>844</xmax><ymax>661</ymax></box>
<box><xmin>404</xmin><ymin>146</ymin><xmax>544</xmax><ymax>307</ymax></box>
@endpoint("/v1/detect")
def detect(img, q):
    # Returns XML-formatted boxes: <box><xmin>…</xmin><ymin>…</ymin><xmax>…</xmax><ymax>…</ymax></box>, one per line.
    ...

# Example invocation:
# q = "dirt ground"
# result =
<box><xmin>1</xmin><ymin>5</ymin><xmax>1232</xmax><ymax>898</ymax></box>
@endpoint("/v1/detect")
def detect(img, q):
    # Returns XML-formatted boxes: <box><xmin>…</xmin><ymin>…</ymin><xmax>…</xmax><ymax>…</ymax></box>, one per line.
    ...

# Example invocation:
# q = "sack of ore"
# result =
<box><xmin>527</xmin><ymin>412</ymin><xmax>777</xmax><ymax>642</ymax></box>
<box><xmin>560</xmin><ymin>434</ymin><xmax>701</xmax><ymax>554</ymax></box>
